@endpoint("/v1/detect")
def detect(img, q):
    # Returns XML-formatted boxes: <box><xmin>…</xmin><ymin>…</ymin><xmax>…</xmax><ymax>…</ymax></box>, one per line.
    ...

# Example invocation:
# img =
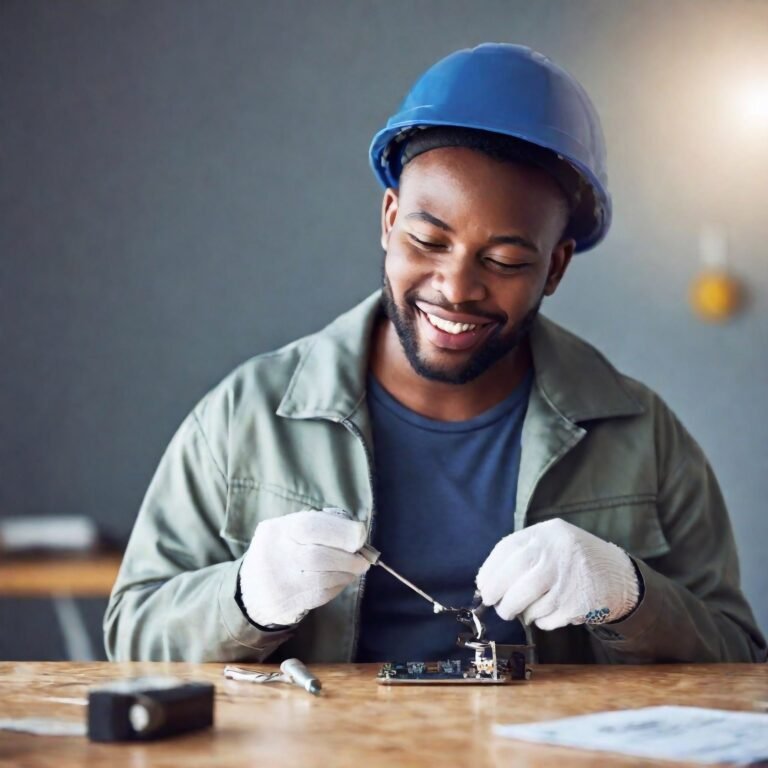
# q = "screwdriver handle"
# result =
<box><xmin>280</xmin><ymin>658</ymin><xmax>322</xmax><ymax>696</ymax></box>
<box><xmin>359</xmin><ymin>543</ymin><xmax>381</xmax><ymax>565</ymax></box>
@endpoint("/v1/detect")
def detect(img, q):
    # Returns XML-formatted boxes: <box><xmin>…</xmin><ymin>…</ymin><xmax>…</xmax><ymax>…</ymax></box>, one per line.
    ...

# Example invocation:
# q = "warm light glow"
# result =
<box><xmin>735</xmin><ymin>80</ymin><xmax>768</xmax><ymax>123</ymax></box>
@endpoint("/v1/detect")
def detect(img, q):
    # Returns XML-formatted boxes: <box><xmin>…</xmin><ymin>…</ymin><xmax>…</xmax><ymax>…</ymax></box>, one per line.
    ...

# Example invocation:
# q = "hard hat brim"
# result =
<box><xmin>369</xmin><ymin>119</ymin><xmax>611</xmax><ymax>253</ymax></box>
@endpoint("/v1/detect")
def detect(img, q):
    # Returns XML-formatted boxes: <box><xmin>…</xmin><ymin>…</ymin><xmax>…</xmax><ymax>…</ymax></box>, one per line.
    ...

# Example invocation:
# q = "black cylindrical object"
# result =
<box><xmin>87</xmin><ymin>678</ymin><xmax>214</xmax><ymax>742</ymax></box>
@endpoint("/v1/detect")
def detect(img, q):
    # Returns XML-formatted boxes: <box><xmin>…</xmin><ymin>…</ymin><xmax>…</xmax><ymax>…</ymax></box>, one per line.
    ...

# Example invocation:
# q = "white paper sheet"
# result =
<box><xmin>493</xmin><ymin>705</ymin><xmax>768</xmax><ymax>765</ymax></box>
<box><xmin>0</xmin><ymin>718</ymin><xmax>86</xmax><ymax>736</ymax></box>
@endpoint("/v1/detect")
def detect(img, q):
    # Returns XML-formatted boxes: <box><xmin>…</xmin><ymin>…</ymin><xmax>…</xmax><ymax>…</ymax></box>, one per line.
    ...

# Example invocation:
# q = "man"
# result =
<box><xmin>104</xmin><ymin>43</ymin><xmax>765</xmax><ymax>664</ymax></box>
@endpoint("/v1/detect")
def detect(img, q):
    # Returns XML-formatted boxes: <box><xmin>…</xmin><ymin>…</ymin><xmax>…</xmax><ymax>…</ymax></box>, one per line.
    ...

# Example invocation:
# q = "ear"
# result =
<box><xmin>380</xmin><ymin>188</ymin><xmax>399</xmax><ymax>251</ymax></box>
<box><xmin>543</xmin><ymin>238</ymin><xmax>575</xmax><ymax>296</ymax></box>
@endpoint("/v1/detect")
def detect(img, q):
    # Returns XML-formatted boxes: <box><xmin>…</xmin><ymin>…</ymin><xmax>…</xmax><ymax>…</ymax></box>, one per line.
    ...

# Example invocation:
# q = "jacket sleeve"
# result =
<box><xmin>103</xmin><ymin>393</ymin><xmax>295</xmax><ymax>662</ymax></box>
<box><xmin>588</xmin><ymin>405</ymin><xmax>767</xmax><ymax>663</ymax></box>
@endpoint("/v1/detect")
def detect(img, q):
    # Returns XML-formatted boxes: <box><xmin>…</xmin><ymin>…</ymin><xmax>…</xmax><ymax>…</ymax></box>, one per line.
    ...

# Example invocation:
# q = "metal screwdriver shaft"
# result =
<box><xmin>359</xmin><ymin>544</ymin><xmax>448</xmax><ymax>613</ymax></box>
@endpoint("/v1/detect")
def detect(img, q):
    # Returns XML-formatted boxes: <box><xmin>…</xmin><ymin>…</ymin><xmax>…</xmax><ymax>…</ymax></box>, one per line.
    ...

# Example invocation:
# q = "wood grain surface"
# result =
<box><xmin>0</xmin><ymin>662</ymin><xmax>765</xmax><ymax>767</ymax></box>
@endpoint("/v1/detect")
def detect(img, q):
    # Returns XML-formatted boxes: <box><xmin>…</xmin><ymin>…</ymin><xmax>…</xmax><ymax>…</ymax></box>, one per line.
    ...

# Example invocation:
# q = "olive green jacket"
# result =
<box><xmin>104</xmin><ymin>291</ymin><xmax>766</xmax><ymax>664</ymax></box>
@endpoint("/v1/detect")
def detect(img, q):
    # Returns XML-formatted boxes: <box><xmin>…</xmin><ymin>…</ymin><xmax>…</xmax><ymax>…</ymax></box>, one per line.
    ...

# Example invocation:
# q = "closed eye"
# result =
<box><xmin>408</xmin><ymin>233</ymin><xmax>445</xmax><ymax>250</ymax></box>
<box><xmin>485</xmin><ymin>258</ymin><xmax>529</xmax><ymax>272</ymax></box>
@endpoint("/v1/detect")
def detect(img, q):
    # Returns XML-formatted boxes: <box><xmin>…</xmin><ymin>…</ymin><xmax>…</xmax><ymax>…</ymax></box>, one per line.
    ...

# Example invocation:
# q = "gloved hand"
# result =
<box><xmin>476</xmin><ymin>518</ymin><xmax>640</xmax><ymax>630</ymax></box>
<box><xmin>239</xmin><ymin>509</ymin><xmax>370</xmax><ymax>627</ymax></box>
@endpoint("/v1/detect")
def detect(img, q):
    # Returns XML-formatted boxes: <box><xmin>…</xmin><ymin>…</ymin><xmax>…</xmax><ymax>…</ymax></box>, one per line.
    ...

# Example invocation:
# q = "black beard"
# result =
<box><xmin>380</xmin><ymin>272</ymin><xmax>542</xmax><ymax>385</ymax></box>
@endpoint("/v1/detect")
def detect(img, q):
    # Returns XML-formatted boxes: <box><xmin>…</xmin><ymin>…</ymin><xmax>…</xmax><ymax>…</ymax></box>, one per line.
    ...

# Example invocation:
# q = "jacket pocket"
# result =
<box><xmin>221</xmin><ymin>479</ymin><xmax>328</xmax><ymax>546</ymax></box>
<box><xmin>529</xmin><ymin>496</ymin><xmax>670</xmax><ymax>560</ymax></box>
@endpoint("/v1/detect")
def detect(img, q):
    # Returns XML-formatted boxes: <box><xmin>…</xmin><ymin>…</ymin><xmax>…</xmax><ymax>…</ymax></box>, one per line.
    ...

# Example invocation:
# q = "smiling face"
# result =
<box><xmin>379</xmin><ymin>146</ymin><xmax>575</xmax><ymax>386</ymax></box>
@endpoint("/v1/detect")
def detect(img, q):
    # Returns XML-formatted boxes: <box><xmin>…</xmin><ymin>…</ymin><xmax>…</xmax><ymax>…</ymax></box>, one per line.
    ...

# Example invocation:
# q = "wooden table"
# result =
<box><xmin>0</xmin><ymin>663</ymin><xmax>766</xmax><ymax>767</ymax></box>
<box><xmin>0</xmin><ymin>554</ymin><xmax>122</xmax><ymax>597</ymax></box>
<box><xmin>0</xmin><ymin>554</ymin><xmax>123</xmax><ymax>660</ymax></box>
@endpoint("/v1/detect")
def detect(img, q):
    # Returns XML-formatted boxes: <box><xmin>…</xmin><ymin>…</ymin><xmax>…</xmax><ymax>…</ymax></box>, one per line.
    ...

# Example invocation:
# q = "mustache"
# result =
<box><xmin>404</xmin><ymin>291</ymin><xmax>507</xmax><ymax>324</ymax></box>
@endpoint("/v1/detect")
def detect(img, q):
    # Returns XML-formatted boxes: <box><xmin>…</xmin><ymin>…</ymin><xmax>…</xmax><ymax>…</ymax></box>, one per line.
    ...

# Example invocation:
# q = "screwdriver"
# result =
<box><xmin>359</xmin><ymin>543</ymin><xmax>449</xmax><ymax>613</ymax></box>
<box><xmin>321</xmin><ymin>507</ymin><xmax>451</xmax><ymax>613</ymax></box>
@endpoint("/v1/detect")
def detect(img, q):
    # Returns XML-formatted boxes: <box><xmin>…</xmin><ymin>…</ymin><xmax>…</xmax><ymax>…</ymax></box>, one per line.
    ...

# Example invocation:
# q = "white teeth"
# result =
<box><xmin>425</xmin><ymin>312</ymin><xmax>478</xmax><ymax>334</ymax></box>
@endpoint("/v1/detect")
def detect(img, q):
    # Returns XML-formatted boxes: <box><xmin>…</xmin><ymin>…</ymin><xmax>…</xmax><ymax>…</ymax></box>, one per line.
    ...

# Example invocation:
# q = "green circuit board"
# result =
<box><xmin>377</xmin><ymin>659</ymin><xmax>508</xmax><ymax>685</ymax></box>
<box><xmin>376</xmin><ymin>645</ymin><xmax>533</xmax><ymax>685</ymax></box>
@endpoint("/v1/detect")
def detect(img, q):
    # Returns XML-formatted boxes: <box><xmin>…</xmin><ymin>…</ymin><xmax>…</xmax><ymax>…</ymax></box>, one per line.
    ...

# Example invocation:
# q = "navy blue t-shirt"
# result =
<box><xmin>355</xmin><ymin>372</ymin><xmax>531</xmax><ymax>662</ymax></box>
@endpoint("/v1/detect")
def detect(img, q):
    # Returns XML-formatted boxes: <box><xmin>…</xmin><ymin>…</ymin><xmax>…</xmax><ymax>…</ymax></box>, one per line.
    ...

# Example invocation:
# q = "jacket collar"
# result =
<box><xmin>277</xmin><ymin>290</ymin><xmax>644</xmax><ymax>424</ymax></box>
<box><xmin>528</xmin><ymin>314</ymin><xmax>644</xmax><ymax>422</ymax></box>
<box><xmin>276</xmin><ymin>291</ymin><xmax>382</xmax><ymax>422</ymax></box>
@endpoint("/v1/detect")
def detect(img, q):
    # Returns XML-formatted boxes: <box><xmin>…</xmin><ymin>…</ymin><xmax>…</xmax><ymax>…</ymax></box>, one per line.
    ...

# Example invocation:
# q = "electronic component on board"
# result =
<box><xmin>357</xmin><ymin>542</ymin><xmax>536</xmax><ymax>687</ymax></box>
<box><xmin>377</xmin><ymin>642</ymin><xmax>533</xmax><ymax>685</ymax></box>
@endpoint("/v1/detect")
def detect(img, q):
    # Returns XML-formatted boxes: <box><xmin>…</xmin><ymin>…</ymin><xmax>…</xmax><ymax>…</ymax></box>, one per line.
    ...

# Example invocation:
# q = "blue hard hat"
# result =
<box><xmin>369</xmin><ymin>43</ymin><xmax>611</xmax><ymax>252</ymax></box>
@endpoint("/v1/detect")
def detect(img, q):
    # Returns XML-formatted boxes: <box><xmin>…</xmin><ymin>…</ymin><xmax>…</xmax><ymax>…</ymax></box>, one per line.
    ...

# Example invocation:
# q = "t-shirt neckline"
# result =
<box><xmin>366</xmin><ymin>369</ymin><xmax>533</xmax><ymax>434</ymax></box>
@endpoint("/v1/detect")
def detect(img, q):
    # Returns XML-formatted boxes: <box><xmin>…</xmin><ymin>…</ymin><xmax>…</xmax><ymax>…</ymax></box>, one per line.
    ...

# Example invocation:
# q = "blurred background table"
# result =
<box><xmin>0</xmin><ymin>554</ymin><xmax>122</xmax><ymax>661</ymax></box>
<box><xmin>0</xmin><ymin>553</ymin><xmax>121</xmax><ymax>597</ymax></box>
<box><xmin>0</xmin><ymin>662</ymin><xmax>765</xmax><ymax>767</ymax></box>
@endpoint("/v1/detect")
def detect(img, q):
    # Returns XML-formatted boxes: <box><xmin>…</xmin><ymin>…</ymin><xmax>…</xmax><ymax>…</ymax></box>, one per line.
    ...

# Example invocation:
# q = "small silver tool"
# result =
<box><xmin>359</xmin><ymin>543</ymin><xmax>449</xmax><ymax>613</ymax></box>
<box><xmin>224</xmin><ymin>658</ymin><xmax>322</xmax><ymax>696</ymax></box>
<box><xmin>359</xmin><ymin>544</ymin><xmax>488</xmax><ymax>642</ymax></box>
<box><xmin>323</xmin><ymin>508</ymin><xmax>447</xmax><ymax>612</ymax></box>
<box><xmin>280</xmin><ymin>658</ymin><xmax>322</xmax><ymax>695</ymax></box>
<box><xmin>223</xmin><ymin>667</ymin><xmax>284</xmax><ymax>685</ymax></box>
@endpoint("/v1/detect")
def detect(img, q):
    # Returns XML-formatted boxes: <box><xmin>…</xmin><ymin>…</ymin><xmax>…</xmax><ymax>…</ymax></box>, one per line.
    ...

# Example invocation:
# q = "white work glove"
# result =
<box><xmin>239</xmin><ymin>509</ymin><xmax>370</xmax><ymax>628</ymax></box>
<box><xmin>476</xmin><ymin>518</ymin><xmax>640</xmax><ymax>630</ymax></box>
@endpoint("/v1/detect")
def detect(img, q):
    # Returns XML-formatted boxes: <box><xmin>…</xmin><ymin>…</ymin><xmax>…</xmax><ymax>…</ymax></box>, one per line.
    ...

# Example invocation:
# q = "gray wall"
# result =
<box><xmin>2</xmin><ymin>0</ymin><xmax>766</xmax><ymax>647</ymax></box>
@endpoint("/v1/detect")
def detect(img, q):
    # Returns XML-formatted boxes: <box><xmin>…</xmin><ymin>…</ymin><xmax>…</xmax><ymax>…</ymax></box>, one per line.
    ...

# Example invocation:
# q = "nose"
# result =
<box><xmin>430</xmin><ymin>255</ymin><xmax>487</xmax><ymax>305</ymax></box>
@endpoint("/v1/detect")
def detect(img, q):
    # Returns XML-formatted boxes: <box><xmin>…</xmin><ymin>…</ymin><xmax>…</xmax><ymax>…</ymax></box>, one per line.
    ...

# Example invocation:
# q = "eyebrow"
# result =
<box><xmin>404</xmin><ymin>209</ymin><xmax>540</xmax><ymax>254</ymax></box>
